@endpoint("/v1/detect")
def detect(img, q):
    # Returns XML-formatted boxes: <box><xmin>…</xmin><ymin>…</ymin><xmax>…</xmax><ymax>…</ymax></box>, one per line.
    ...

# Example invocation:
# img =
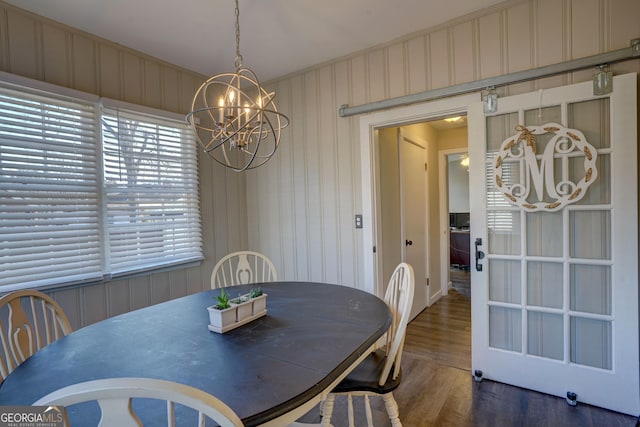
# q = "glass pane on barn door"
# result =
<box><xmin>489</xmin><ymin>259</ymin><xmax>520</xmax><ymax>304</ymax></box>
<box><xmin>526</xmin><ymin>211</ymin><xmax>562</xmax><ymax>257</ymax></box>
<box><xmin>524</xmin><ymin>105</ymin><xmax>561</xmax><ymax>126</ymax></box>
<box><xmin>569</xmin><ymin>211</ymin><xmax>611</xmax><ymax>259</ymax></box>
<box><xmin>528</xmin><ymin>311</ymin><xmax>563</xmax><ymax>360</ymax></box>
<box><xmin>489</xmin><ymin>306</ymin><xmax>522</xmax><ymax>352</ymax></box>
<box><xmin>570</xmin><ymin>264</ymin><xmax>611</xmax><ymax>315</ymax></box>
<box><xmin>570</xmin><ymin>153</ymin><xmax>610</xmax><ymax>205</ymax></box>
<box><xmin>488</xmin><ymin>210</ymin><xmax>520</xmax><ymax>255</ymax></box>
<box><xmin>569</xmin><ymin>99</ymin><xmax>610</xmax><ymax>149</ymax></box>
<box><xmin>527</xmin><ymin>261</ymin><xmax>563</xmax><ymax>309</ymax></box>
<box><xmin>570</xmin><ymin>317</ymin><xmax>612</xmax><ymax>370</ymax></box>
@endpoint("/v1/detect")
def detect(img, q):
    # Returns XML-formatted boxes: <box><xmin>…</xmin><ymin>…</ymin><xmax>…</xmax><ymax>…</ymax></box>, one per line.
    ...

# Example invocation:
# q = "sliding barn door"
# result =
<box><xmin>469</xmin><ymin>73</ymin><xmax>638</xmax><ymax>415</ymax></box>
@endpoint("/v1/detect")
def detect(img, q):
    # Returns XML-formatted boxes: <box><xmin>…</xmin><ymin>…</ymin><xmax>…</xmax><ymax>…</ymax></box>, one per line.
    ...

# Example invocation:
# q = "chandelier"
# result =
<box><xmin>186</xmin><ymin>0</ymin><xmax>289</xmax><ymax>172</ymax></box>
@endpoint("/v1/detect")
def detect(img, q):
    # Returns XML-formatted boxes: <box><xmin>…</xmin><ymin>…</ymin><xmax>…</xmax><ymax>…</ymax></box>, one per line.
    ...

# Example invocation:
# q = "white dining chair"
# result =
<box><xmin>321</xmin><ymin>262</ymin><xmax>414</xmax><ymax>427</ymax></box>
<box><xmin>0</xmin><ymin>289</ymin><xmax>73</xmax><ymax>383</ymax></box>
<box><xmin>34</xmin><ymin>377</ymin><xmax>244</xmax><ymax>427</ymax></box>
<box><xmin>211</xmin><ymin>251</ymin><xmax>278</xmax><ymax>289</ymax></box>
<box><xmin>34</xmin><ymin>377</ymin><xmax>330</xmax><ymax>427</ymax></box>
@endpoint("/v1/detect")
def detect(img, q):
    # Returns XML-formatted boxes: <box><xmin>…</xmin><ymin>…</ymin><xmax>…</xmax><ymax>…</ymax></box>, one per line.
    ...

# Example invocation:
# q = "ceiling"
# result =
<box><xmin>430</xmin><ymin>115</ymin><xmax>467</xmax><ymax>130</ymax></box>
<box><xmin>6</xmin><ymin>0</ymin><xmax>505</xmax><ymax>82</ymax></box>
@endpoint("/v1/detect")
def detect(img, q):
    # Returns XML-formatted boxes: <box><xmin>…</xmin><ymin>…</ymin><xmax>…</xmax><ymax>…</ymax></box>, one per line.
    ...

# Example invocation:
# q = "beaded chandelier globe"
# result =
<box><xmin>186</xmin><ymin>0</ymin><xmax>289</xmax><ymax>172</ymax></box>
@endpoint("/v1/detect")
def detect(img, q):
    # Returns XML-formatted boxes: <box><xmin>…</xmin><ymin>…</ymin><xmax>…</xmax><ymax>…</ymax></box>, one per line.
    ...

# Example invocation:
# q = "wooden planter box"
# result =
<box><xmin>207</xmin><ymin>293</ymin><xmax>267</xmax><ymax>333</ymax></box>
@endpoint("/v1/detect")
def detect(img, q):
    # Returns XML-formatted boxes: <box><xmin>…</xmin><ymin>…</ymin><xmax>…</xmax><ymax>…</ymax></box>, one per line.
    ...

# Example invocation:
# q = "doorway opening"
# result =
<box><xmin>358</xmin><ymin>92</ymin><xmax>477</xmax><ymax>372</ymax></box>
<box><xmin>375</xmin><ymin>114</ymin><xmax>471</xmax><ymax>371</ymax></box>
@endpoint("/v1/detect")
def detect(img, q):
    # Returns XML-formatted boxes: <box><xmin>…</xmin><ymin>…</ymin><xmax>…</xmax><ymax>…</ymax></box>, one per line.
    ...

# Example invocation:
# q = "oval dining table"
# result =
<box><xmin>0</xmin><ymin>282</ymin><xmax>391</xmax><ymax>426</ymax></box>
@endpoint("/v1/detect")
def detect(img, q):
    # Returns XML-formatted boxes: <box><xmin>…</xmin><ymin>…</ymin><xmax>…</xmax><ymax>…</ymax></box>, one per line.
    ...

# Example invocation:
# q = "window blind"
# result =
<box><xmin>0</xmin><ymin>86</ymin><xmax>103</xmax><ymax>290</ymax></box>
<box><xmin>101</xmin><ymin>107</ymin><xmax>202</xmax><ymax>276</ymax></box>
<box><xmin>486</xmin><ymin>152</ymin><xmax>515</xmax><ymax>232</ymax></box>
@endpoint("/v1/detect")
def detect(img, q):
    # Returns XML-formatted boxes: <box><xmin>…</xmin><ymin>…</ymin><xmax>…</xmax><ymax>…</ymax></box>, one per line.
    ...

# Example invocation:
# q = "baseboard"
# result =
<box><xmin>430</xmin><ymin>288</ymin><xmax>443</xmax><ymax>306</ymax></box>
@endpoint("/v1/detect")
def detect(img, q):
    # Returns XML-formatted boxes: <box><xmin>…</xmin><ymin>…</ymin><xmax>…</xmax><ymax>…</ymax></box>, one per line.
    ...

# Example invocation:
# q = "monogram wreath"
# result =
<box><xmin>493</xmin><ymin>123</ymin><xmax>598</xmax><ymax>212</ymax></box>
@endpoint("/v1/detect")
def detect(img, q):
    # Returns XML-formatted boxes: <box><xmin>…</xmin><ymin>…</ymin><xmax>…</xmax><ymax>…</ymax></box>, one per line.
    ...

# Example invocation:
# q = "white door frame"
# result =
<box><xmin>438</xmin><ymin>147</ymin><xmax>469</xmax><ymax>296</ymax></box>
<box><xmin>359</xmin><ymin>93</ymin><xmax>479</xmax><ymax>297</ymax></box>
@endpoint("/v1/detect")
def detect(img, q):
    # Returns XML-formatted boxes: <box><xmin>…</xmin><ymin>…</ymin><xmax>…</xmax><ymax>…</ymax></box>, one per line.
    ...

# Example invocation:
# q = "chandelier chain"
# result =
<box><xmin>234</xmin><ymin>0</ymin><xmax>243</xmax><ymax>69</ymax></box>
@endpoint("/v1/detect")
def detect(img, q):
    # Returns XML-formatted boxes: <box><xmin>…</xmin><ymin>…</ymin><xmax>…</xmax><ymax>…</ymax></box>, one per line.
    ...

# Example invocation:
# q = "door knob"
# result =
<box><xmin>475</xmin><ymin>238</ymin><xmax>485</xmax><ymax>272</ymax></box>
<box><xmin>405</xmin><ymin>240</ymin><xmax>413</xmax><ymax>246</ymax></box>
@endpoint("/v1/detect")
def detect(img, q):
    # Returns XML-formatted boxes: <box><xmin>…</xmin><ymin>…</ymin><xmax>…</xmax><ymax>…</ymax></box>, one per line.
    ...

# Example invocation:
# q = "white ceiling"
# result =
<box><xmin>7</xmin><ymin>0</ymin><xmax>505</xmax><ymax>82</ymax></box>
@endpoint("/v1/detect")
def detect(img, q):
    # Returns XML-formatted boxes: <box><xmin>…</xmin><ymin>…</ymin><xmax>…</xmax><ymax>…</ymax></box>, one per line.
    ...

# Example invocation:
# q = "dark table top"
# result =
<box><xmin>0</xmin><ymin>282</ymin><xmax>390</xmax><ymax>426</ymax></box>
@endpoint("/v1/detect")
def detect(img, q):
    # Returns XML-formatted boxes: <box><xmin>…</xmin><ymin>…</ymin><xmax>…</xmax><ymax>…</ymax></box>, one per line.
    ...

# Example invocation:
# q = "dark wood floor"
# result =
<box><xmin>299</xmin><ymin>271</ymin><xmax>638</xmax><ymax>426</ymax></box>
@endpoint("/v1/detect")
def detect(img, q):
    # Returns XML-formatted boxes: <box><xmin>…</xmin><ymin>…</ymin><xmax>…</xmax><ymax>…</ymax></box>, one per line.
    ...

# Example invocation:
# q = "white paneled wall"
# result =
<box><xmin>0</xmin><ymin>0</ymin><xmax>639</xmax><ymax>327</ymax></box>
<box><xmin>245</xmin><ymin>0</ymin><xmax>640</xmax><ymax>291</ymax></box>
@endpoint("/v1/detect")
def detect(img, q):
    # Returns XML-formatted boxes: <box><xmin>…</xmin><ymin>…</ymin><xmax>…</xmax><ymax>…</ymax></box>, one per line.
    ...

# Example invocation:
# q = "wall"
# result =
<box><xmin>0</xmin><ymin>0</ymin><xmax>246</xmax><ymax>329</ymax></box>
<box><xmin>246</xmin><ymin>0</ymin><xmax>640</xmax><ymax>294</ymax></box>
<box><xmin>448</xmin><ymin>158</ymin><xmax>470</xmax><ymax>213</ymax></box>
<box><xmin>440</xmin><ymin>127</ymin><xmax>470</xmax><ymax>212</ymax></box>
<box><xmin>438</xmin><ymin>127</ymin><xmax>468</xmax><ymax>153</ymax></box>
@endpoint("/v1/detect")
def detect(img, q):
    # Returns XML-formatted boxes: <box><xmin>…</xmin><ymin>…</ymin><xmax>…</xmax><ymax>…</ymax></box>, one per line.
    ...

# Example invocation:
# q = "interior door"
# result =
<box><xmin>469</xmin><ymin>73</ymin><xmax>638</xmax><ymax>415</ymax></box>
<box><xmin>400</xmin><ymin>131</ymin><xmax>428</xmax><ymax>319</ymax></box>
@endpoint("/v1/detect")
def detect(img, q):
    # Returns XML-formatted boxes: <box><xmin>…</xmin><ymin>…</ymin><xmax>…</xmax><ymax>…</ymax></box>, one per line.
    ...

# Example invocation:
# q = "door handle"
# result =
<box><xmin>475</xmin><ymin>238</ymin><xmax>485</xmax><ymax>272</ymax></box>
<box><xmin>405</xmin><ymin>240</ymin><xmax>413</xmax><ymax>246</ymax></box>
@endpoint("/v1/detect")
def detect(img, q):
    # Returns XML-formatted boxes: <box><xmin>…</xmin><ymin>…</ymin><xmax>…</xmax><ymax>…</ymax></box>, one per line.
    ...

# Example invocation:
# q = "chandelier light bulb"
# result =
<box><xmin>217</xmin><ymin>97</ymin><xmax>224</xmax><ymax>123</ymax></box>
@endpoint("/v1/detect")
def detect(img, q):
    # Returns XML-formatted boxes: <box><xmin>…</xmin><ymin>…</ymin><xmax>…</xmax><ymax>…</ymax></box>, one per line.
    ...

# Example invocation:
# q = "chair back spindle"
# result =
<box><xmin>211</xmin><ymin>251</ymin><xmax>277</xmax><ymax>289</ymax></box>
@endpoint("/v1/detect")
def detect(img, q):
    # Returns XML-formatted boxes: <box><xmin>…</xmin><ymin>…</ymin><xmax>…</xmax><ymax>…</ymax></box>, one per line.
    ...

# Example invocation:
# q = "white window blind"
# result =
<box><xmin>0</xmin><ymin>86</ymin><xmax>103</xmax><ymax>290</ymax></box>
<box><xmin>486</xmin><ymin>152</ymin><xmax>515</xmax><ymax>231</ymax></box>
<box><xmin>101</xmin><ymin>107</ymin><xmax>202</xmax><ymax>276</ymax></box>
<box><xmin>0</xmin><ymin>73</ymin><xmax>203</xmax><ymax>291</ymax></box>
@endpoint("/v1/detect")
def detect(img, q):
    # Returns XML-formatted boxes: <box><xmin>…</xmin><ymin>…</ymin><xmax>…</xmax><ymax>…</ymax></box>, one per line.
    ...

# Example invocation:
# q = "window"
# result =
<box><xmin>101</xmin><ymin>106</ymin><xmax>202</xmax><ymax>276</ymax></box>
<box><xmin>0</xmin><ymin>79</ymin><xmax>202</xmax><ymax>291</ymax></box>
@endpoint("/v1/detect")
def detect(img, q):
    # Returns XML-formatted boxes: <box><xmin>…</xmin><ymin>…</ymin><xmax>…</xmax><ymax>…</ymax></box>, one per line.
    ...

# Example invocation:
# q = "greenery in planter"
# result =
<box><xmin>249</xmin><ymin>287</ymin><xmax>263</xmax><ymax>298</ymax></box>
<box><xmin>212</xmin><ymin>287</ymin><xmax>263</xmax><ymax>312</ymax></box>
<box><xmin>230</xmin><ymin>295</ymin><xmax>248</xmax><ymax>304</ymax></box>
<box><xmin>214</xmin><ymin>289</ymin><xmax>231</xmax><ymax>310</ymax></box>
